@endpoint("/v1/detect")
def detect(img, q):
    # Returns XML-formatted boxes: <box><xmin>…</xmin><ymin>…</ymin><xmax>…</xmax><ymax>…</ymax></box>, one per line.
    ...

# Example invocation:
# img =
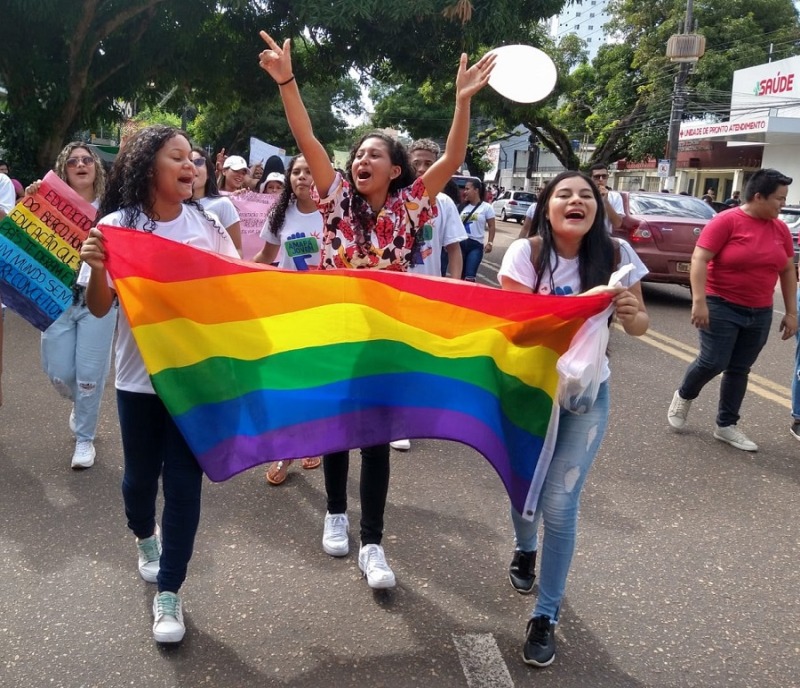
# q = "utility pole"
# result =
<box><xmin>665</xmin><ymin>0</ymin><xmax>705</xmax><ymax>191</ymax></box>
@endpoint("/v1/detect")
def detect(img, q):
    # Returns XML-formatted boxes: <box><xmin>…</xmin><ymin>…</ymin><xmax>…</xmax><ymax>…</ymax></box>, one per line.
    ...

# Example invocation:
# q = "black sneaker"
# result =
<box><xmin>791</xmin><ymin>420</ymin><xmax>800</xmax><ymax>441</ymax></box>
<box><xmin>508</xmin><ymin>549</ymin><xmax>536</xmax><ymax>594</ymax></box>
<box><xmin>522</xmin><ymin>615</ymin><xmax>556</xmax><ymax>667</ymax></box>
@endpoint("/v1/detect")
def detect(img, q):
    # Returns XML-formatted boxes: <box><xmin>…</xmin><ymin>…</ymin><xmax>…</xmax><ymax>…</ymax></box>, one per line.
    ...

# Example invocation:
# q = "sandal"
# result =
<box><xmin>266</xmin><ymin>460</ymin><xmax>292</xmax><ymax>485</ymax></box>
<box><xmin>300</xmin><ymin>456</ymin><xmax>321</xmax><ymax>470</ymax></box>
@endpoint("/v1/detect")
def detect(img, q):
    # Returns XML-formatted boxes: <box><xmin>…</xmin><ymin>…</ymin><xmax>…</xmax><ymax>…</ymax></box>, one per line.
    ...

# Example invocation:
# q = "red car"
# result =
<box><xmin>613</xmin><ymin>191</ymin><xmax>716</xmax><ymax>286</ymax></box>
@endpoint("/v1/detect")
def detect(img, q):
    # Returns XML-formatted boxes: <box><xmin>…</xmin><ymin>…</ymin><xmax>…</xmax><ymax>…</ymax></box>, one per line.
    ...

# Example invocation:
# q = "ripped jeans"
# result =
<box><xmin>41</xmin><ymin>303</ymin><xmax>117</xmax><ymax>442</ymax></box>
<box><xmin>510</xmin><ymin>381</ymin><xmax>610</xmax><ymax>622</ymax></box>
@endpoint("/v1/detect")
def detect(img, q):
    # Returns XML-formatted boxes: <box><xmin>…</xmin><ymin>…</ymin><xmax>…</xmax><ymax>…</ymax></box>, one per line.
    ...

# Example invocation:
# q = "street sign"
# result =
<box><xmin>657</xmin><ymin>159</ymin><xmax>670</xmax><ymax>178</ymax></box>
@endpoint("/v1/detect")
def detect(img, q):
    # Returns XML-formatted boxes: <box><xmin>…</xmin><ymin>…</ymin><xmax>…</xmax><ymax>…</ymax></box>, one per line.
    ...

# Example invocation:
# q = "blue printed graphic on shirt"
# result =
<box><xmin>284</xmin><ymin>232</ymin><xmax>319</xmax><ymax>271</ymax></box>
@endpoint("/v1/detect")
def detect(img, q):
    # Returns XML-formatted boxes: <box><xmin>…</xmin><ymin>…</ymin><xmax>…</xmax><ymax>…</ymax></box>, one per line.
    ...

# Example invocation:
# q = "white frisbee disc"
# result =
<box><xmin>487</xmin><ymin>45</ymin><xmax>558</xmax><ymax>104</ymax></box>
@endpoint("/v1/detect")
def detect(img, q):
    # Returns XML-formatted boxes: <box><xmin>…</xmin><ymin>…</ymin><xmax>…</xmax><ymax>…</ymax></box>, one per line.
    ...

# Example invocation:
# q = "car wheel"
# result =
<box><xmin>501</xmin><ymin>209</ymin><xmax>507</xmax><ymax>222</ymax></box>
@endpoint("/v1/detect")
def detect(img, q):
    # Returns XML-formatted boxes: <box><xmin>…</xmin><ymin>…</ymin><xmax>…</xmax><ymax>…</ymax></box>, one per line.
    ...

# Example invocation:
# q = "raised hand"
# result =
<box><xmin>258</xmin><ymin>31</ymin><xmax>294</xmax><ymax>84</ymax></box>
<box><xmin>455</xmin><ymin>52</ymin><xmax>496</xmax><ymax>101</ymax></box>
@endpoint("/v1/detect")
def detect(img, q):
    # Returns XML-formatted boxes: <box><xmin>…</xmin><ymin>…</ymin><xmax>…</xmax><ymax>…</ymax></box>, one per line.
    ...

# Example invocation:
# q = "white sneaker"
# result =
<box><xmin>322</xmin><ymin>512</ymin><xmax>349</xmax><ymax>557</ymax></box>
<box><xmin>358</xmin><ymin>544</ymin><xmax>396</xmax><ymax>589</ymax></box>
<box><xmin>390</xmin><ymin>439</ymin><xmax>411</xmax><ymax>451</ymax></box>
<box><xmin>69</xmin><ymin>406</ymin><xmax>76</xmax><ymax>435</ymax></box>
<box><xmin>137</xmin><ymin>526</ymin><xmax>161</xmax><ymax>583</ymax></box>
<box><xmin>667</xmin><ymin>391</ymin><xmax>692</xmax><ymax>429</ymax></box>
<box><xmin>71</xmin><ymin>440</ymin><xmax>96</xmax><ymax>469</ymax></box>
<box><xmin>152</xmin><ymin>591</ymin><xmax>185</xmax><ymax>643</ymax></box>
<box><xmin>714</xmin><ymin>425</ymin><xmax>758</xmax><ymax>452</ymax></box>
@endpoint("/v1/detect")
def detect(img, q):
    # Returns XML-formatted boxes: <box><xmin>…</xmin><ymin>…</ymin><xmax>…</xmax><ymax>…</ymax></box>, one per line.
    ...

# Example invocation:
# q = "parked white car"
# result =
<box><xmin>492</xmin><ymin>190</ymin><xmax>536</xmax><ymax>223</ymax></box>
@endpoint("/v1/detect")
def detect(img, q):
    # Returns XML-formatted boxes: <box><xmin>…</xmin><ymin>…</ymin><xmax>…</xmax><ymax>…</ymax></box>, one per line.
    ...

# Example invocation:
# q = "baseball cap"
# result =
<box><xmin>222</xmin><ymin>155</ymin><xmax>248</xmax><ymax>172</ymax></box>
<box><xmin>265</xmin><ymin>172</ymin><xmax>285</xmax><ymax>185</ymax></box>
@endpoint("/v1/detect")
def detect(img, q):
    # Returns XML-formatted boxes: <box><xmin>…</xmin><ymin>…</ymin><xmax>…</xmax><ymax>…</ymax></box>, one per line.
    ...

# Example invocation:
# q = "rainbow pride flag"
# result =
<box><xmin>0</xmin><ymin>172</ymin><xmax>94</xmax><ymax>330</ymax></box>
<box><xmin>102</xmin><ymin>227</ymin><xmax>612</xmax><ymax>517</ymax></box>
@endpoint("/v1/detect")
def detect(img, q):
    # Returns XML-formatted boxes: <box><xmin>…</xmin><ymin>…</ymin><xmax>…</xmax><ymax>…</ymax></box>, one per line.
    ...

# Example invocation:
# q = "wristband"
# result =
<box><xmin>278</xmin><ymin>75</ymin><xmax>295</xmax><ymax>86</ymax></box>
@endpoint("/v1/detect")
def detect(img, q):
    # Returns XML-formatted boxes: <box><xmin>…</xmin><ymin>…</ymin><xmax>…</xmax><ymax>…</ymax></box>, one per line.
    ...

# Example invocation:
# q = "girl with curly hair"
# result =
<box><xmin>79</xmin><ymin>125</ymin><xmax>239</xmax><ymax>645</ymax></box>
<box><xmin>27</xmin><ymin>142</ymin><xmax>116</xmax><ymax>470</ymax></box>
<box><xmin>258</xmin><ymin>29</ymin><xmax>495</xmax><ymax>590</ymax></box>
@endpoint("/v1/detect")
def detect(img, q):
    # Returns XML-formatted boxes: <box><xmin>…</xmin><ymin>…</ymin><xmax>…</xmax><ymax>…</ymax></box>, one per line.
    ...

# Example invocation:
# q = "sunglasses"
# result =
<box><xmin>66</xmin><ymin>156</ymin><xmax>95</xmax><ymax>168</ymax></box>
<box><xmin>191</xmin><ymin>158</ymin><xmax>206</xmax><ymax>168</ymax></box>
<box><xmin>591</xmin><ymin>173</ymin><xmax>608</xmax><ymax>180</ymax></box>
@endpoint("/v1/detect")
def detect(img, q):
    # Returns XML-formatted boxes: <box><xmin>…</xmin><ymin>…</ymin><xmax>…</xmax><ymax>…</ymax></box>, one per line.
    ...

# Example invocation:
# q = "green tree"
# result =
<box><xmin>597</xmin><ymin>0</ymin><xmax>800</xmax><ymax>161</ymax></box>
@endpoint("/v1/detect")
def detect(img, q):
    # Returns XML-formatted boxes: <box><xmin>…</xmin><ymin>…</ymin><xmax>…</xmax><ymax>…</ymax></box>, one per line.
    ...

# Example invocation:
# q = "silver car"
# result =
<box><xmin>492</xmin><ymin>190</ymin><xmax>536</xmax><ymax>223</ymax></box>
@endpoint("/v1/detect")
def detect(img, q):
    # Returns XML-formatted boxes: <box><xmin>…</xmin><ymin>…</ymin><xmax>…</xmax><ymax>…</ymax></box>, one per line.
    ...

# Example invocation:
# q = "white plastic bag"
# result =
<box><xmin>556</xmin><ymin>264</ymin><xmax>634</xmax><ymax>413</ymax></box>
<box><xmin>556</xmin><ymin>307</ymin><xmax>612</xmax><ymax>414</ymax></box>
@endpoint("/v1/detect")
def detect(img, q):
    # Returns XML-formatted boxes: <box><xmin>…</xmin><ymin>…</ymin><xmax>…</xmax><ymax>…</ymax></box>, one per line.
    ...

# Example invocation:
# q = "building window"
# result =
<box><xmin>588</xmin><ymin>25</ymin><xmax>593</xmax><ymax>30</ymax></box>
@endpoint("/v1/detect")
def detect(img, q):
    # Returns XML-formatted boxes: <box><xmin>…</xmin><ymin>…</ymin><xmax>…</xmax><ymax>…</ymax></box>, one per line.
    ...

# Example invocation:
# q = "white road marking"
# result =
<box><xmin>452</xmin><ymin>633</ymin><xmax>515</xmax><ymax>688</ymax></box>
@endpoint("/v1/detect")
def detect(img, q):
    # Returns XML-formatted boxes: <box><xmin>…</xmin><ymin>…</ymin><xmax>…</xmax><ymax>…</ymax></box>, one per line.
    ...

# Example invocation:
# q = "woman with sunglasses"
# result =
<box><xmin>27</xmin><ymin>143</ymin><xmax>117</xmax><ymax>469</ymax></box>
<box><xmin>190</xmin><ymin>148</ymin><xmax>243</xmax><ymax>255</ymax></box>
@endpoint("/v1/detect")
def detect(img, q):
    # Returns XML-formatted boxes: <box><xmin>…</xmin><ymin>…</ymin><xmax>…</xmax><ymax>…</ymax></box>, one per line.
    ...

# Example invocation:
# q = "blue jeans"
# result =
<box><xmin>792</xmin><ymin>287</ymin><xmax>800</xmax><ymax>419</ymax></box>
<box><xmin>117</xmin><ymin>390</ymin><xmax>203</xmax><ymax>594</ymax></box>
<box><xmin>40</xmin><ymin>303</ymin><xmax>117</xmax><ymax>442</ymax></box>
<box><xmin>678</xmin><ymin>296</ymin><xmax>772</xmax><ymax>427</ymax></box>
<box><xmin>510</xmin><ymin>382</ymin><xmax>610</xmax><ymax>623</ymax></box>
<box><xmin>460</xmin><ymin>238</ymin><xmax>484</xmax><ymax>282</ymax></box>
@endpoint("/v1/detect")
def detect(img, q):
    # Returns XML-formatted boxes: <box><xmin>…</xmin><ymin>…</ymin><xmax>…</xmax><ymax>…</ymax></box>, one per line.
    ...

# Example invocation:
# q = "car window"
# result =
<box><xmin>778</xmin><ymin>209</ymin><xmax>800</xmax><ymax>229</ymax></box>
<box><xmin>628</xmin><ymin>194</ymin><xmax>716</xmax><ymax>219</ymax></box>
<box><xmin>501</xmin><ymin>192</ymin><xmax>510</xmax><ymax>200</ymax></box>
<box><xmin>513</xmin><ymin>192</ymin><xmax>536</xmax><ymax>203</ymax></box>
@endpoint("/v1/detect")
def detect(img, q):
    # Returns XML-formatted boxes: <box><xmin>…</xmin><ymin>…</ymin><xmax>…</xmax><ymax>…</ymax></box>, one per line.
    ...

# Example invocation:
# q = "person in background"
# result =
<box><xmin>390</xmin><ymin>139</ymin><xmax>468</xmax><ymax>452</ymax></box>
<box><xmin>499</xmin><ymin>170</ymin><xmax>649</xmax><ymax>667</ymax></box>
<box><xmin>724</xmin><ymin>190</ymin><xmax>742</xmax><ymax>207</ymax></box>
<box><xmin>261</xmin><ymin>171</ymin><xmax>286</xmax><ymax>195</ymax></box>
<box><xmin>218</xmin><ymin>155</ymin><xmax>250</xmax><ymax>192</ymax></box>
<box><xmin>190</xmin><ymin>147</ymin><xmax>243</xmax><ymax>255</ymax></box>
<box><xmin>588</xmin><ymin>163</ymin><xmax>623</xmax><ymax>232</ymax></box>
<box><xmin>254</xmin><ymin>154</ymin><xmax>323</xmax><ymax>483</ymax></box>
<box><xmin>27</xmin><ymin>143</ymin><xmax>116</xmax><ymax>469</ymax></box>
<box><xmin>459</xmin><ymin>177</ymin><xmax>496</xmax><ymax>281</ymax></box>
<box><xmin>518</xmin><ymin>198</ymin><xmax>538</xmax><ymax>239</ymax></box>
<box><xmin>702</xmin><ymin>194</ymin><xmax>714</xmax><ymax>206</ymax></box>
<box><xmin>259</xmin><ymin>27</ymin><xmax>494</xmax><ymax>589</ymax></box>
<box><xmin>80</xmin><ymin>125</ymin><xmax>239</xmax><ymax>644</ymax></box>
<box><xmin>668</xmin><ymin>168</ymin><xmax>797</xmax><ymax>452</ymax></box>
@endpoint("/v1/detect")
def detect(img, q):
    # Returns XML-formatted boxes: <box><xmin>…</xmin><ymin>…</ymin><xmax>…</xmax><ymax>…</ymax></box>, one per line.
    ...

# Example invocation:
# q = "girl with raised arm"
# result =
<box><xmin>258</xmin><ymin>30</ymin><xmax>494</xmax><ymax>589</ymax></box>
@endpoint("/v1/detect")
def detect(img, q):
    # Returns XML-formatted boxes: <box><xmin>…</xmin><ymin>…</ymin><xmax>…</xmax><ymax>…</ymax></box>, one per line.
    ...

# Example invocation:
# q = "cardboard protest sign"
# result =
<box><xmin>0</xmin><ymin>172</ymin><xmax>95</xmax><ymax>330</ymax></box>
<box><xmin>227</xmin><ymin>191</ymin><xmax>278</xmax><ymax>261</ymax></box>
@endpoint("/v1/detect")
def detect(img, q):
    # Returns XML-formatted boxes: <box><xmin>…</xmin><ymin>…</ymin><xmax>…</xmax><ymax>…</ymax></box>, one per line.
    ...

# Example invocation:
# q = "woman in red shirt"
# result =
<box><xmin>667</xmin><ymin>168</ymin><xmax>797</xmax><ymax>450</ymax></box>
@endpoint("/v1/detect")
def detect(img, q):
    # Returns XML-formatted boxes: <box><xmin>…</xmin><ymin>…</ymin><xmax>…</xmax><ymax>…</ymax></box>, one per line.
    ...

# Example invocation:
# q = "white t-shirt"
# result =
<box><xmin>408</xmin><ymin>193</ymin><xmax>467</xmax><ymax>277</ymax></box>
<box><xmin>0</xmin><ymin>173</ymin><xmax>15</xmax><ymax>214</ymax></box>
<box><xmin>260</xmin><ymin>203</ymin><xmax>323</xmax><ymax>270</ymax></box>
<box><xmin>604</xmin><ymin>190</ymin><xmax>624</xmax><ymax>233</ymax></box>
<box><xmin>460</xmin><ymin>201</ymin><xmax>495</xmax><ymax>242</ymax></box>
<box><xmin>81</xmin><ymin>205</ymin><xmax>239</xmax><ymax>394</ymax></box>
<box><xmin>498</xmin><ymin>237</ymin><xmax>648</xmax><ymax>381</ymax></box>
<box><xmin>525</xmin><ymin>202</ymin><xmax>538</xmax><ymax>220</ymax></box>
<box><xmin>197</xmin><ymin>195</ymin><xmax>240</xmax><ymax>230</ymax></box>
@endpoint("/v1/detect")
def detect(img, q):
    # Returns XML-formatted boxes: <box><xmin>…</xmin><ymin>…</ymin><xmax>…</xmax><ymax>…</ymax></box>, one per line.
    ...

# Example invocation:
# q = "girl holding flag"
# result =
<box><xmin>79</xmin><ymin>125</ymin><xmax>239</xmax><ymax>645</ymax></box>
<box><xmin>498</xmin><ymin>171</ymin><xmax>649</xmax><ymax>667</ymax></box>
<box><xmin>258</xmin><ymin>29</ymin><xmax>494</xmax><ymax>589</ymax></box>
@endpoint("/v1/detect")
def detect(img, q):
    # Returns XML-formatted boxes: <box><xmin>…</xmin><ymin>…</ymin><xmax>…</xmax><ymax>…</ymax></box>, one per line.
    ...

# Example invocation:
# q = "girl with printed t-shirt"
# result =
<box><xmin>459</xmin><ymin>178</ymin><xmax>495</xmax><ymax>281</ymax></box>
<box><xmin>80</xmin><ymin>125</ymin><xmax>239</xmax><ymax>646</ymax></box>
<box><xmin>27</xmin><ymin>143</ymin><xmax>116</xmax><ymax>470</ymax></box>
<box><xmin>190</xmin><ymin>147</ymin><xmax>243</xmax><ymax>255</ymax></box>
<box><xmin>498</xmin><ymin>171</ymin><xmax>649</xmax><ymax>668</ymax></box>
<box><xmin>254</xmin><ymin>153</ymin><xmax>323</xmax><ymax>484</ymax></box>
<box><xmin>258</xmin><ymin>28</ymin><xmax>494</xmax><ymax>590</ymax></box>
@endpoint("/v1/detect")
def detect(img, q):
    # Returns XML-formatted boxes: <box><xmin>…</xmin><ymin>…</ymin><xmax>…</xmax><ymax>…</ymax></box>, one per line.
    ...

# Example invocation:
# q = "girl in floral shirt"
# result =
<box><xmin>258</xmin><ymin>29</ymin><xmax>494</xmax><ymax>591</ymax></box>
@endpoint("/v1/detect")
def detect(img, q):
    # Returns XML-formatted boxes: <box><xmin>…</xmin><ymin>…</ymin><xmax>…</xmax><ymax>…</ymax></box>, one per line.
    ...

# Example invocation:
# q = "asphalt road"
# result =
<box><xmin>1</xmin><ymin>219</ymin><xmax>798</xmax><ymax>688</ymax></box>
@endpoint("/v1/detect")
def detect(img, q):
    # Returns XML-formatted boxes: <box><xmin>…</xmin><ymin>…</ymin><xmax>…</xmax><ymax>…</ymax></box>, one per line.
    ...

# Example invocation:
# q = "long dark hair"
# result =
<box><xmin>528</xmin><ymin>171</ymin><xmax>614</xmax><ymax>293</ymax></box>
<box><xmin>192</xmin><ymin>146</ymin><xmax>220</xmax><ymax>199</ymax></box>
<box><xmin>267</xmin><ymin>154</ymin><xmax>302</xmax><ymax>236</ymax></box>
<box><xmin>342</xmin><ymin>131</ymin><xmax>421</xmax><ymax>259</ymax></box>
<box><xmin>98</xmin><ymin>125</ymin><xmax>223</xmax><ymax>235</ymax></box>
